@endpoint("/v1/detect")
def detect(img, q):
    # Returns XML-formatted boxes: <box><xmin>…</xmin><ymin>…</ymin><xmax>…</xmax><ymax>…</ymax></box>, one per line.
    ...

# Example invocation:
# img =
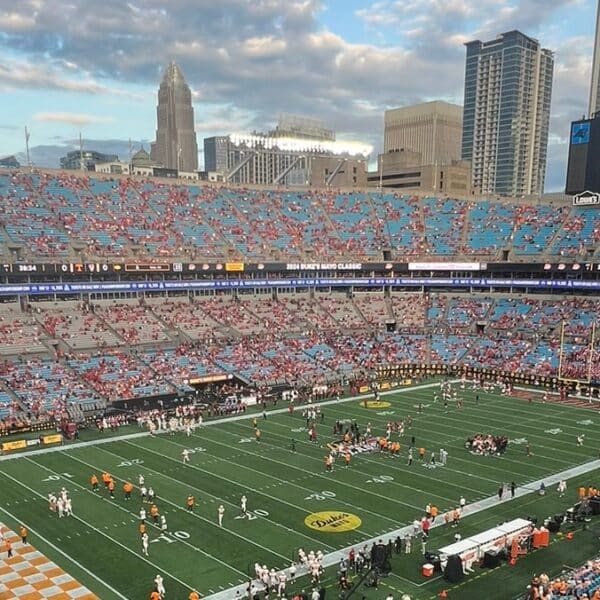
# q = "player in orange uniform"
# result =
<box><xmin>90</xmin><ymin>474</ymin><xmax>99</xmax><ymax>492</ymax></box>
<box><xmin>189</xmin><ymin>591</ymin><xmax>200</xmax><ymax>600</ymax></box>
<box><xmin>139</xmin><ymin>522</ymin><xmax>146</xmax><ymax>536</ymax></box>
<box><xmin>19</xmin><ymin>526</ymin><xmax>28</xmax><ymax>544</ymax></box>
<box><xmin>186</xmin><ymin>495</ymin><xmax>195</xmax><ymax>512</ymax></box>
<box><xmin>102</xmin><ymin>472</ymin><xmax>111</xmax><ymax>487</ymax></box>
<box><xmin>150</xmin><ymin>591</ymin><xmax>160</xmax><ymax>600</ymax></box>
<box><xmin>150</xmin><ymin>504</ymin><xmax>159</xmax><ymax>524</ymax></box>
<box><xmin>108</xmin><ymin>479</ymin><xmax>115</xmax><ymax>499</ymax></box>
<box><xmin>123</xmin><ymin>481</ymin><xmax>134</xmax><ymax>501</ymax></box>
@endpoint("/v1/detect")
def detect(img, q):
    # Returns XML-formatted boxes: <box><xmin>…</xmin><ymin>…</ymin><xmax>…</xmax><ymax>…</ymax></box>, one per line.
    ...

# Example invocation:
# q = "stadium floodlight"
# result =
<box><xmin>229</xmin><ymin>132</ymin><xmax>372</xmax><ymax>157</ymax></box>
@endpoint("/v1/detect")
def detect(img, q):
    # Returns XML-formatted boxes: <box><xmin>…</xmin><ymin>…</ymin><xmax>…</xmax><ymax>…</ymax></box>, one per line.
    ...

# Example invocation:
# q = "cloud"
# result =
<box><xmin>0</xmin><ymin>59</ymin><xmax>139</xmax><ymax>97</ymax></box>
<box><xmin>0</xmin><ymin>0</ymin><xmax>595</xmax><ymax>190</ymax></box>
<box><xmin>34</xmin><ymin>112</ymin><xmax>115</xmax><ymax>126</ymax></box>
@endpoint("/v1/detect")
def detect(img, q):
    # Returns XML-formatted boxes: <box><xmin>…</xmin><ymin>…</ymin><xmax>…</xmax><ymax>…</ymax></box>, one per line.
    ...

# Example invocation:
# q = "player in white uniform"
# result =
<box><xmin>218</xmin><ymin>504</ymin><xmax>225</xmax><ymax>527</ymax></box>
<box><xmin>147</xmin><ymin>487</ymin><xmax>155</xmax><ymax>503</ymax></box>
<box><xmin>141</xmin><ymin>532</ymin><xmax>149</xmax><ymax>556</ymax></box>
<box><xmin>277</xmin><ymin>572</ymin><xmax>287</xmax><ymax>596</ymax></box>
<box><xmin>57</xmin><ymin>498</ymin><xmax>65</xmax><ymax>518</ymax></box>
<box><xmin>65</xmin><ymin>497</ymin><xmax>73</xmax><ymax>517</ymax></box>
<box><xmin>240</xmin><ymin>495</ymin><xmax>247</xmax><ymax>517</ymax></box>
<box><xmin>182</xmin><ymin>449</ymin><xmax>190</xmax><ymax>464</ymax></box>
<box><xmin>138</xmin><ymin>474</ymin><xmax>145</xmax><ymax>486</ymax></box>
<box><xmin>139</xmin><ymin>507</ymin><xmax>147</xmax><ymax>521</ymax></box>
<box><xmin>160</xmin><ymin>515</ymin><xmax>167</xmax><ymax>532</ymax></box>
<box><xmin>60</xmin><ymin>487</ymin><xmax>68</xmax><ymax>502</ymax></box>
<box><xmin>154</xmin><ymin>574</ymin><xmax>165</xmax><ymax>598</ymax></box>
<box><xmin>140</xmin><ymin>486</ymin><xmax>147</xmax><ymax>502</ymax></box>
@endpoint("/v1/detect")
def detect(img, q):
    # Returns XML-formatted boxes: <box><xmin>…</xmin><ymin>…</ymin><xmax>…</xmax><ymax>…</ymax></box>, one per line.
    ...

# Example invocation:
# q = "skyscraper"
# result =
<box><xmin>461</xmin><ymin>31</ymin><xmax>554</xmax><ymax>197</ymax></box>
<box><xmin>589</xmin><ymin>0</ymin><xmax>600</xmax><ymax>117</ymax></box>
<box><xmin>384</xmin><ymin>101</ymin><xmax>463</xmax><ymax>165</ymax></box>
<box><xmin>151</xmin><ymin>62</ymin><xmax>198</xmax><ymax>172</ymax></box>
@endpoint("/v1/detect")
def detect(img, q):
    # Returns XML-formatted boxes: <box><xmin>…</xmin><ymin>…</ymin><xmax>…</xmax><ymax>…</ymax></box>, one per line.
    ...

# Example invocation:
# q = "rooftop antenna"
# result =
<box><xmin>24</xmin><ymin>126</ymin><xmax>32</xmax><ymax>169</ymax></box>
<box><xmin>79</xmin><ymin>132</ymin><xmax>84</xmax><ymax>171</ymax></box>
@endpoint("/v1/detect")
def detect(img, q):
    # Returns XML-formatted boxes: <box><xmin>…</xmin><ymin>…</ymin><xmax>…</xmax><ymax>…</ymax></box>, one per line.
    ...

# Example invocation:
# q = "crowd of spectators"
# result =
<box><xmin>94</xmin><ymin>302</ymin><xmax>169</xmax><ymax>344</ymax></box>
<box><xmin>526</xmin><ymin>558</ymin><xmax>600</xmax><ymax>599</ymax></box>
<box><xmin>0</xmin><ymin>289</ymin><xmax>597</xmax><ymax>427</ymax></box>
<box><xmin>67</xmin><ymin>352</ymin><xmax>175</xmax><ymax>401</ymax></box>
<box><xmin>2</xmin><ymin>172</ymin><xmax>600</xmax><ymax>261</ymax></box>
<box><xmin>38</xmin><ymin>302</ymin><xmax>120</xmax><ymax>349</ymax></box>
<box><xmin>0</xmin><ymin>306</ymin><xmax>46</xmax><ymax>354</ymax></box>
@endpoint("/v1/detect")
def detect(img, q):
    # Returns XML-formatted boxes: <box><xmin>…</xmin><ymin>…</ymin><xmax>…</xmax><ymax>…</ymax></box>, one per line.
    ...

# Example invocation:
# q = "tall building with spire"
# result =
<box><xmin>150</xmin><ymin>62</ymin><xmax>198</xmax><ymax>172</ymax></box>
<box><xmin>589</xmin><ymin>0</ymin><xmax>600</xmax><ymax>117</ymax></box>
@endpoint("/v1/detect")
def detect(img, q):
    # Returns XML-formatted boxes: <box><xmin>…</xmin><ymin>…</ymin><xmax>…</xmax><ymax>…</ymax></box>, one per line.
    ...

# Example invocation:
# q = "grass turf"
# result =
<box><xmin>1</xmin><ymin>384</ymin><xmax>599</xmax><ymax>599</ymax></box>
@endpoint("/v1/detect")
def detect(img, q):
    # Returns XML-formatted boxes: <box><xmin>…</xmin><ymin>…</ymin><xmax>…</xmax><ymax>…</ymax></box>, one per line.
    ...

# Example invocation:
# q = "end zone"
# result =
<box><xmin>0</xmin><ymin>522</ymin><xmax>99</xmax><ymax>600</ymax></box>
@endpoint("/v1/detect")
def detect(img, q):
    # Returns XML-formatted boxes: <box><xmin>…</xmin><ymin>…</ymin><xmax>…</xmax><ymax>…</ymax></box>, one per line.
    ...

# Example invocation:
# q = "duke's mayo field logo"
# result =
<box><xmin>361</xmin><ymin>401</ymin><xmax>391</xmax><ymax>409</ymax></box>
<box><xmin>305</xmin><ymin>511</ymin><xmax>362</xmax><ymax>532</ymax></box>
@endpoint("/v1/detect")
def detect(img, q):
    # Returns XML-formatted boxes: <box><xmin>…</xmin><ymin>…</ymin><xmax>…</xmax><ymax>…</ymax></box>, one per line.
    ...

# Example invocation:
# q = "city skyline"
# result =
<box><xmin>0</xmin><ymin>0</ymin><xmax>597</xmax><ymax>192</ymax></box>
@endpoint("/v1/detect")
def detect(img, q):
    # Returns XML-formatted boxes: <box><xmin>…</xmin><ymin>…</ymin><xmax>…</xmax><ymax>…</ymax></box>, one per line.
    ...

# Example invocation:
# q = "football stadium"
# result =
<box><xmin>3</xmin><ymin>2</ymin><xmax>600</xmax><ymax>599</ymax></box>
<box><xmin>0</xmin><ymin>168</ymin><xmax>599</xmax><ymax>600</ymax></box>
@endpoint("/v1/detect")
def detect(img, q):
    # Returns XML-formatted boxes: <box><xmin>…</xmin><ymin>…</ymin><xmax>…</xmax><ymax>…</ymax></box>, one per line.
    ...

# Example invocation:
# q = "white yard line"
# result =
<box><xmin>203</xmin><ymin>457</ymin><xmax>600</xmax><ymax>600</ymax></box>
<box><xmin>23</xmin><ymin>455</ymin><xmax>249</xmax><ymax>584</ymax></box>
<box><xmin>0</xmin><ymin>380</ymin><xmax>443</xmax><ymax>462</ymax></box>
<box><xmin>66</xmin><ymin>444</ymin><xmax>313</xmax><ymax>561</ymax></box>
<box><xmin>92</xmin><ymin>442</ymin><xmax>338</xmax><ymax>552</ymax></box>
<box><xmin>0</xmin><ymin>468</ymin><xmax>196</xmax><ymax>591</ymax></box>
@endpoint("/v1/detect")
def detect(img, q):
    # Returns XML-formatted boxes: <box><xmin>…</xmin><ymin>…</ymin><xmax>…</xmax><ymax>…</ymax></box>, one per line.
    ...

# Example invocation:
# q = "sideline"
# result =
<box><xmin>0</xmin><ymin>380</ymin><xmax>442</xmax><ymax>462</ymax></box>
<box><xmin>204</xmin><ymin>458</ymin><xmax>600</xmax><ymax>599</ymax></box>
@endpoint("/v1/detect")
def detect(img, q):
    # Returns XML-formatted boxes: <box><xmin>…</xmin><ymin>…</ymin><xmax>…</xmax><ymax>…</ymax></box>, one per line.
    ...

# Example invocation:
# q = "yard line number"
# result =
<box><xmin>304</xmin><ymin>491</ymin><xmax>337</xmax><ymax>501</ymax></box>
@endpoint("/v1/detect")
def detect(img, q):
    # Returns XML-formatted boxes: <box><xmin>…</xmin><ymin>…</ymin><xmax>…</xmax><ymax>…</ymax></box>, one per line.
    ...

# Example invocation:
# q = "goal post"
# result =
<box><xmin>558</xmin><ymin>320</ymin><xmax>597</xmax><ymax>385</ymax></box>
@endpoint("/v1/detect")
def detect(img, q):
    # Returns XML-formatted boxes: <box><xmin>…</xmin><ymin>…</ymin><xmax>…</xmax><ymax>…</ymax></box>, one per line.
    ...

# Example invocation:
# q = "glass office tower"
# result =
<box><xmin>461</xmin><ymin>31</ymin><xmax>554</xmax><ymax>197</ymax></box>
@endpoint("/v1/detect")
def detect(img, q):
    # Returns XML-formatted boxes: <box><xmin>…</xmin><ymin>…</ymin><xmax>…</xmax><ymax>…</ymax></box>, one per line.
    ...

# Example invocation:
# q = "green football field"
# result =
<box><xmin>1</xmin><ymin>383</ymin><xmax>600</xmax><ymax>600</ymax></box>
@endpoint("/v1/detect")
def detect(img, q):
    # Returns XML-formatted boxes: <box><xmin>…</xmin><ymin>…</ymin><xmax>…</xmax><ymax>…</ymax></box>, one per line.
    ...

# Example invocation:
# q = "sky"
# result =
<box><xmin>0</xmin><ymin>0</ymin><xmax>597</xmax><ymax>191</ymax></box>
